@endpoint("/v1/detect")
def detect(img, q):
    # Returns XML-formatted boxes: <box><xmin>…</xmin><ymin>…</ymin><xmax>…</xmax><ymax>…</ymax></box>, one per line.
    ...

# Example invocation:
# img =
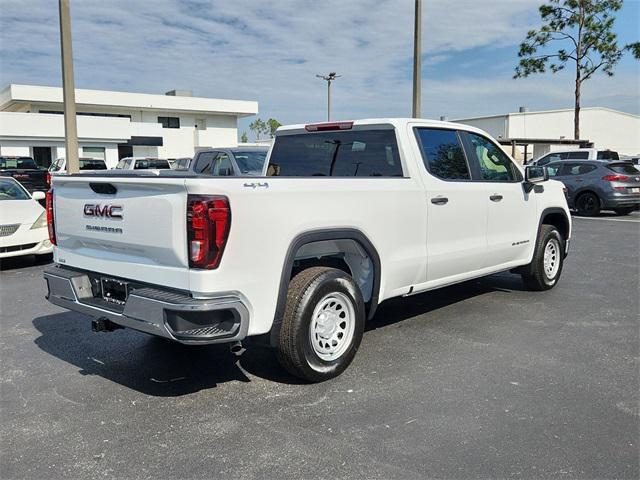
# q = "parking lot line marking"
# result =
<box><xmin>572</xmin><ymin>216</ymin><xmax>640</xmax><ymax>223</ymax></box>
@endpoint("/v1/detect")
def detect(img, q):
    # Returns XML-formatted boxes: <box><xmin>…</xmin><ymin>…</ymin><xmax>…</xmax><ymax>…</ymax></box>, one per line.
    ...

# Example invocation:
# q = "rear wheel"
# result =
<box><xmin>521</xmin><ymin>225</ymin><xmax>565</xmax><ymax>291</ymax></box>
<box><xmin>614</xmin><ymin>207</ymin><xmax>635</xmax><ymax>216</ymax></box>
<box><xmin>575</xmin><ymin>192</ymin><xmax>600</xmax><ymax>216</ymax></box>
<box><xmin>276</xmin><ymin>267</ymin><xmax>365</xmax><ymax>382</ymax></box>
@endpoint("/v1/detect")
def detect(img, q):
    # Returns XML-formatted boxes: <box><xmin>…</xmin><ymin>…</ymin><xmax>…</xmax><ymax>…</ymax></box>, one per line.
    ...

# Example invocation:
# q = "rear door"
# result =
<box><xmin>413</xmin><ymin>127</ymin><xmax>488</xmax><ymax>282</ymax></box>
<box><xmin>52</xmin><ymin>175</ymin><xmax>190</xmax><ymax>289</ymax></box>
<box><xmin>463</xmin><ymin>131</ymin><xmax>536</xmax><ymax>268</ymax></box>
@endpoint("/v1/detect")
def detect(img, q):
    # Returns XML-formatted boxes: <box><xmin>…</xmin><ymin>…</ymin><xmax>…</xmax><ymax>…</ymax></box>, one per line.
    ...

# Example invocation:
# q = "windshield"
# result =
<box><xmin>0</xmin><ymin>157</ymin><xmax>38</xmax><ymax>169</ymax></box>
<box><xmin>0</xmin><ymin>178</ymin><xmax>30</xmax><ymax>200</ymax></box>
<box><xmin>233</xmin><ymin>151</ymin><xmax>268</xmax><ymax>174</ymax></box>
<box><xmin>135</xmin><ymin>159</ymin><xmax>171</xmax><ymax>169</ymax></box>
<box><xmin>49</xmin><ymin>158</ymin><xmax>64</xmax><ymax>172</ymax></box>
<box><xmin>607</xmin><ymin>163</ymin><xmax>638</xmax><ymax>174</ymax></box>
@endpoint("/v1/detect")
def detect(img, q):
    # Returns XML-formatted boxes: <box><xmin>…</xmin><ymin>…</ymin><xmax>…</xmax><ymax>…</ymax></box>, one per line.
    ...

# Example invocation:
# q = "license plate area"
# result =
<box><xmin>630</xmin><ymin>187</ymin><xmax>640</xmax><ymax>193</ymax></box>
<box><xmin>100</xmin><ymin>277</ymin><xmax>129</xmax><ymax>305</ymax></box>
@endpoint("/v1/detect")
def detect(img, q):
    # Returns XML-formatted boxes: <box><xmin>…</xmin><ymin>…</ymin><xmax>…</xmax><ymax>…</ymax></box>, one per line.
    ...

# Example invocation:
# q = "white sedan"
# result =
<box><xmin>0</xmin><ymin>177</ymin><xmax>53</xmax><ymax>259</ymax></box>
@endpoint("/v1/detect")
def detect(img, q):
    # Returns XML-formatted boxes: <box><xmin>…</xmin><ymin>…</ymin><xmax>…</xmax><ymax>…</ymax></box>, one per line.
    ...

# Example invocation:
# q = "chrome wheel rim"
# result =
<box><xmin>309</xmin><ymin>292</ymin><xmax>355</xmax><ymax>361</ymax></box>
<box><xmin>543</xmin><ymin>238</ymin><xmax>560</xmax><ymax>279</ymax></box>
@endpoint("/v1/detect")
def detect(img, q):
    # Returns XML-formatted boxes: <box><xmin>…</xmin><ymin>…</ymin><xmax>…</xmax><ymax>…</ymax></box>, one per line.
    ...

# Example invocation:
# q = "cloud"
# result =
<box><xmin>0</xmin><ymin>0</ymin><xmax>637</xmax><ymax>138</ymax></box>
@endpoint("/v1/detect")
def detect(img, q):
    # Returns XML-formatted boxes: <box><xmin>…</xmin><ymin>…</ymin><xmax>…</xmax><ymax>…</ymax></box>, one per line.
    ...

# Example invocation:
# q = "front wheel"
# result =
<box><xmin>521</xmin><ymin>225</ymin><xmax>565</xmax><ymax>291</ymax></box>
<box><xmin>276</xmin><ymin>267</ymin><xmax>365</xmax><ymax>382</ymax></box>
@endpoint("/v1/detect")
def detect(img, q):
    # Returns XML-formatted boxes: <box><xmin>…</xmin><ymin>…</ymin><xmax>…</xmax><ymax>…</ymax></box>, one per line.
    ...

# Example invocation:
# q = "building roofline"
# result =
<box><xmin>454</xmin><ymin>106</ymin><xmax>639</xmax><ymax>122</ymax></box>
<box><xmin>0</xmin><ymin>84</ymin><xmax>258</xmax><ymax>117</ymax></box>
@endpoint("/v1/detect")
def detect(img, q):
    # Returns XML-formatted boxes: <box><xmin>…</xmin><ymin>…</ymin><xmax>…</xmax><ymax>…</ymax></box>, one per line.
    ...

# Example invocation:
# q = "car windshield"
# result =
<box><xmin>49</xmin><ymin>158</ymin><xmax>64</xmax><ymax>172</ymax></box>
<box><xmin>233</xmin><ymin>151</ymin><xmax>267</xmax><ymax>174</ymax></box>
<box><xmin>607</xmin><ymin>163</ymin><xmax>638</xmax><ymax>174</ymax></box>
<box><xmin>0</xmin><ymin>178</ymin><xmax>30</xmax><ymax>200</ymax></box>
<box><xmin>135</xmin><ymin>159</ymin><xmax>170</xmax><ymax>169</ymax></box>
<box><xmin>0</xmin><ymin>157</ymin><xmax>38</xmax><ymax>169</ymax></box>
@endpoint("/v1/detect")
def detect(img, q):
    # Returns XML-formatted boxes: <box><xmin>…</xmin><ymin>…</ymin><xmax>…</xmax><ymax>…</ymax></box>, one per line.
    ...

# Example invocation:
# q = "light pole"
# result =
<box><xmin>58</xmin><ymin>0</ymin><xmax>79</xmax><ymax>173</ymax></box>
<box><xmin>412</xmin><ymin>0</ymin><xmax>422</xmax><ymax>118</ymax></box>
<box><xmin>316</xmin><ymin>72</ymin><xmax>341</xmax><ymax>121</ymax></box>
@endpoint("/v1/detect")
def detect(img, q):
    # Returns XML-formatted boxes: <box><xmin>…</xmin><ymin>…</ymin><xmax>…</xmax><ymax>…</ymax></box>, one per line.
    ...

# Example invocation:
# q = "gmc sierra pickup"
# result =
<box><xmin>44</xmin><ymin>118</ymin><xmax>571</xmax><ymax>382</ymax></box>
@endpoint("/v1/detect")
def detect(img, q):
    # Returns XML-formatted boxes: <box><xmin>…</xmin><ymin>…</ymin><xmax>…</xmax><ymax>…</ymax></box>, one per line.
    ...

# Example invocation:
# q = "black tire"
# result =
<box><xmin>614</xmin><ymin>207</ymin><xmax>635</xmax><ymax>216</ymax></box>
<box><xmin>521</xmin><ymin>225</ymin><xmax>565</xmax><ymax>291</ymax></box>
<box><xmin>575</xmin><ymin>192</ymin><xmax>600</xmax><ymax>216</ymax></box>
<box><xmin>276</xmin><ymin>267</ymin><xmax>365</xmax><ymax>382</ymax></box>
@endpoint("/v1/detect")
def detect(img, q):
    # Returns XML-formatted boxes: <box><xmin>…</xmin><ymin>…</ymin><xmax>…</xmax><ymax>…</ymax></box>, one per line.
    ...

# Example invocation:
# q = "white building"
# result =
<box><xmin>455</xmin><ymin>107</ymin><xmax>640</xmax><ymax>161</ymax></box>
<box><xmin>0</xmin><ymin>84</ymin><xmax>258</xmax><ymax>168</ymax></box>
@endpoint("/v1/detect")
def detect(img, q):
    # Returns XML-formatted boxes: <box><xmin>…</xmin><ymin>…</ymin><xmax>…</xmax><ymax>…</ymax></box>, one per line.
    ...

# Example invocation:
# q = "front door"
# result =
<box><xmin>32</xmin><ymin>147</ymin><xmax>52</xmax><ymax>168</ymax></box>
<box><xmin>414</xmin><ymin>127</ymin><xmax>488</xmax><ymax>283</ymax></box>
<box><xmin>463</xmin><ymin>132</ymin><xmax>536</xmax><ymax>268</ymax></box>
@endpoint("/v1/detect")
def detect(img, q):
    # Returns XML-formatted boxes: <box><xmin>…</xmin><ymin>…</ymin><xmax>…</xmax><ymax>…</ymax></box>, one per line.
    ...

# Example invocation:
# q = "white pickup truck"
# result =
<box><xmin>44</xmin><ymin>118</ymin><xmax>571</xmax><ymax>382</ymax></box>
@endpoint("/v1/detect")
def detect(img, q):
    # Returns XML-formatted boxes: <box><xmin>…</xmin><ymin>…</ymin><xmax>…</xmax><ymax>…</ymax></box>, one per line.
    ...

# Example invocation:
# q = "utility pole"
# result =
<box><xmin>316</xmin><ymin>72</ymin><xmax>341</xmax><ymax>121</ymax></box>
<box><xmin>58</xmin><ymin>0</ymin><xmax>79</xmax><ymax>173</ymax></box>
<box><xmin>412</xmin><ymin>0</ymin><xmax>422</xmax><ymax>118</ymax></box>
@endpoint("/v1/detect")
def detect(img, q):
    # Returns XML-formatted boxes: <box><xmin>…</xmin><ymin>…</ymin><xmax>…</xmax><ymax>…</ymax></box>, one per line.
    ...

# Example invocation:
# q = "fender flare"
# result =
<box><xmin>537</xmin><ymin>207</ymin><xmax>571</xmax><ymax>256</ymax></box>
<box><xmin>269</xmin><ymin>228</ymin><xmax>382</xmax><ymax>346</ymax></box>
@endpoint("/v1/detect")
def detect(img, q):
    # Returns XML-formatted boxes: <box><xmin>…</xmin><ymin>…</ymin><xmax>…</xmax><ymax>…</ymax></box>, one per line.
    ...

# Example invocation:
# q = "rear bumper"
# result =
<box><xmin>43</xmin><ymin>265</ymin><xmax>249</xmax><ymax>345</ymax></box>
<box><xmin>602</xmin><ymin>193</ymin><xmax>640</xmax><ymax>209</ymax></box>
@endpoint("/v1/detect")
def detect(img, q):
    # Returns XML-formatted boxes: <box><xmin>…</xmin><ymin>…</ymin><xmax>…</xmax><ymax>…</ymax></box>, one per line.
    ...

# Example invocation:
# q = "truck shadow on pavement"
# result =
<box><xmin>32</xmin><ymin>272</ymin><xmax>526</xmax><ymax>393</ymax></box>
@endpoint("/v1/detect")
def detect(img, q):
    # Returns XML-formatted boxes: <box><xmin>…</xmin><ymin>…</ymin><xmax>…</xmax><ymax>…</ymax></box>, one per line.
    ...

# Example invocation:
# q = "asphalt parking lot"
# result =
<box><xmin>1</xmin><ymin>213</ymin><xmax>638</xmax><ymax>479</ymax></box>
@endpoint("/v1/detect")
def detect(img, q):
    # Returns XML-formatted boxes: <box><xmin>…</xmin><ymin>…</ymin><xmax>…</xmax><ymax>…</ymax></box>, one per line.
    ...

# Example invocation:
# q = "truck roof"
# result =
<box><xmin>276</xmin><ymin>118</ymin><xmax>487</xmax><ymax>135</ymax></box>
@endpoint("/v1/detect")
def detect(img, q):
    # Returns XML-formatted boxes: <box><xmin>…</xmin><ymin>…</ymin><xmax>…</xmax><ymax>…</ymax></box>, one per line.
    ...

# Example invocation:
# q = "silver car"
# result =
<box><xmin>546</xmin><ymin>160</ymin><xmax>640</xmax><ymax>216</ymax></box>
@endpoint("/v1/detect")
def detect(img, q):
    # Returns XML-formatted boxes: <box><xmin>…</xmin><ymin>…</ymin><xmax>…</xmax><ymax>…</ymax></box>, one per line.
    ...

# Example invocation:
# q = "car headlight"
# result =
<box><xmin>30</xmin><ymin>211</ymin><xmax>47</xmax><ymax>229</ymax></box>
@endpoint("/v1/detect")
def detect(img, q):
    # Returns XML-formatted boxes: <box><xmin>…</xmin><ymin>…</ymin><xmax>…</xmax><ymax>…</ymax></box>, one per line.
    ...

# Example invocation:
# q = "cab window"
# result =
<box><xmin>211</xmin><ymin>153</ymin><xmax>233</xmax><ymax>176</ymax></box>
<box><xmin>467</xmin><ymin>133</ymin><xmax>520</xmax><ymax>182</ymax></box>
<box><xmin>194</xmin><ymin>152</ymin><xmax>217</xmax><ymax>174</ymax></box>
<box><xmin>414</xmin><ymin>128</ymin><xmax>470</xmax><ymax>180</ymax></box>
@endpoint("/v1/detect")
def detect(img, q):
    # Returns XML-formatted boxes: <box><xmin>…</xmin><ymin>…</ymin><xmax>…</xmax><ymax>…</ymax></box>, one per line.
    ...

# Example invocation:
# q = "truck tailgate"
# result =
<box><xmin>52</xmin><ymin>175</ymin><xmax>190</xmax><ymax>290</ymax></box>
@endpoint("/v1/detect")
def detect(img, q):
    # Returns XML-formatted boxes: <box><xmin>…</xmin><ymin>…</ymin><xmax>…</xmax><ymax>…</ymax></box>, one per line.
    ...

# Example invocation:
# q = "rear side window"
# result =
<box><xmin>597</xmin><ymin>150</ymin><xmax>619</xmax><ymax>160</ymax></box>
<box><xmin>467</xmin><ymin>133</ymin><xmax>520</xmax><ymax>182</ymax></box>
<box><xmin>563</xmin><ymin>162</ymin><xmax>596</xmax><ymax>175</ymax></box>
<box><xmin>267</xmin><ymin>129</ymin><xmax>402</xmax><ymax>177</ymax></box>
<box><xmin>608</xmin><ymin>163</ymin><xmax>638</xmax><ymax>174</ymax></box>
<box><xmin>414</xmin><ymin>128</ymin><xmax>470</xmax><ymax>180</ymax></box>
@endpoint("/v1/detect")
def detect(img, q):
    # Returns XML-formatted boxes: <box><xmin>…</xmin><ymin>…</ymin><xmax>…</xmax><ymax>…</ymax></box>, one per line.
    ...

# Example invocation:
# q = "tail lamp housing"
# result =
<box><xmin>187</xmin><ymin>195</ymin><xmax>230</xmax><ymax>269</ymax></box>
<box><xmin>602</xmin><ymin>174</ymin><xmax>629</xmax><ymax>182</ymax></box>
<box><xmin>46</xmin><ymin>189</ymin><xmax>56</xmax><ymax>245</ymax></box>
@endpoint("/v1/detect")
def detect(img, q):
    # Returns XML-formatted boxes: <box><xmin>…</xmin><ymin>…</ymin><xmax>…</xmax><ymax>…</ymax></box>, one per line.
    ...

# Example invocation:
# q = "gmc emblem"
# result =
<box><xmin>84</xmin><ymin>204</ymin><xmax>123</xmax><ymax>219</ymax></box>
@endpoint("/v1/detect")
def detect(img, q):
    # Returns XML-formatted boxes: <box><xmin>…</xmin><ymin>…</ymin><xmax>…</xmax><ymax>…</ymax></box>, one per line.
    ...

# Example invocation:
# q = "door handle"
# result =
<box><xmin>431</xmin><ymin>196</ymin><xmax>448</xmax><ymax>205</ymax></box>
<box><xmin>489</xmin><ymin>194</ymin><xmax>503</xmax><ymax>202</ymax></box>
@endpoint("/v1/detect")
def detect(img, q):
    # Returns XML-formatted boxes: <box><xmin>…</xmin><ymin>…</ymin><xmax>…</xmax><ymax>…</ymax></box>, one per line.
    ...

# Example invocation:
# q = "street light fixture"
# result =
<box><xmin>316</xmin><ymin>72</ymin><xmax>341</xmax><ymax>121</ymax></box>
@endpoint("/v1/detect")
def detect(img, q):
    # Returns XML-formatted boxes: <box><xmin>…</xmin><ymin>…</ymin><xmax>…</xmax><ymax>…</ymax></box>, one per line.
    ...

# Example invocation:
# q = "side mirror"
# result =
<box><xmin>523</xmin><ymin>165</ymin><xmax>548</xmax><ymax>193</ymax></box>
<box><xmin>525</xmin><ymin>165</ymin><xmax>548</xmax><ymax>183</ymax></box>
<box><xmin>32</xmin><ymin>191</ymin><xmax>46</xmax><ymax>201</ymax></box>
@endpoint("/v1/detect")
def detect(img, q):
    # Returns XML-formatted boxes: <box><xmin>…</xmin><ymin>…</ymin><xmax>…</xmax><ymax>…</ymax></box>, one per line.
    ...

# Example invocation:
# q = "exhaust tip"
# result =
<box><xmin>229</xmin><ymin>341</ymin><xmax>244</xmax><ymax>356</ymax></box>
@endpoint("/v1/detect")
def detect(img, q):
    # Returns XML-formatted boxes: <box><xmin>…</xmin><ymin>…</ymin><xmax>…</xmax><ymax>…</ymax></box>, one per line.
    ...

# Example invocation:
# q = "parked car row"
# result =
<box><xmin>527</xmin><ymin>148</ymin><xmax>639</xmax><ymax>216</ymax></box>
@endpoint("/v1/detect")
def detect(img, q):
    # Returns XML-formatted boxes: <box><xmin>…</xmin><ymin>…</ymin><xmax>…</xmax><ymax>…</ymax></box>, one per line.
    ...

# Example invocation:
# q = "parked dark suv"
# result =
<box><xmin>546</xmin><ymin>160</ymin><xmax>640</xmax><ymax>216</ymax></box>
<box><xmin>191</xmin><ymin>147</ymin><xmax>269</xmax><ymax>176</ymax></box>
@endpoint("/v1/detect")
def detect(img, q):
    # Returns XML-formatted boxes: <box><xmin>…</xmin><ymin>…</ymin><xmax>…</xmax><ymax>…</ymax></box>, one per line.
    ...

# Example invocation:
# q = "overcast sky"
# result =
<box><xmin>1</xmin><ymin>0</ymin><xmax>638</xmax><ymax>138</ymax></box>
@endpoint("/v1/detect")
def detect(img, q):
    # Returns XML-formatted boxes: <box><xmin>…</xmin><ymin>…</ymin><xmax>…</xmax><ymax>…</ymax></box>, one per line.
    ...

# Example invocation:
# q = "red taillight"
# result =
<box><xmin>46</xmin><ymin>172</ymin><xmax>52</xmax><ymax>186</ymax></box>
<box><xmin>46</xmin><ymin>189</ymin><xmax>56</xmax><ymax>245</ymax></box>
<box><xmin>187</xmin><ymin>195</ymin><xmax>230</xmax><ymax>269</ymax></box>
<box><xmin>305</xmin><ymin>121</ymin><xmax>353</xmax><ymax>132</ymax></box>
<box><xmin>602</xmin><ymin>174</ymin><xmax>629</xmax><ymax>181</ymax></box>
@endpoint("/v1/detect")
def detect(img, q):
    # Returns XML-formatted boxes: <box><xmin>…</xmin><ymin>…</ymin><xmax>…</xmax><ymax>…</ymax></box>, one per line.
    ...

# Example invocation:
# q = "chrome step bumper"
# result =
<box><xmin>43</xmin><ymin>265</ymin><xmax>249</xmax><ymax>344</ymax></box>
